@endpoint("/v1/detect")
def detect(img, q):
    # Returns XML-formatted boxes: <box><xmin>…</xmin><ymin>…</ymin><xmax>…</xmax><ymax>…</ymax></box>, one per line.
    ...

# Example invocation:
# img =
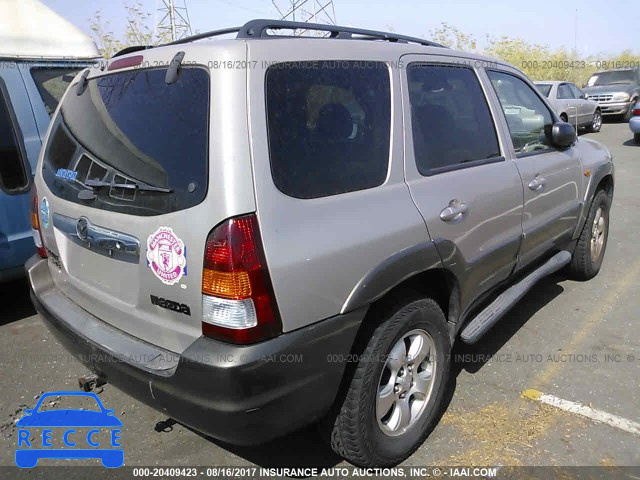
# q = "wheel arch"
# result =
<box><xmin>341</xmin><ymin>242</ymin><xmax>457</xmax><ymax>318</ymax></box>
<box><xmin>596</xmin><ymin>173</ymin><xmax>614</xmax><ymax>203</ymax></box>
<box><xmin>341</xmin><ymin>242</ymin><xmax>461</xmax><ymax>347</ymax></box>
<box><xmin>573</xmin><ymin>165</ymin><xmax>614</xmax><ymax>240</ymax></box>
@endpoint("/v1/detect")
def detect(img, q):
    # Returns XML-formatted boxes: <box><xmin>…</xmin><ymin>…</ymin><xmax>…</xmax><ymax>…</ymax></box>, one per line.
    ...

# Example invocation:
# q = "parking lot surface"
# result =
<box><xmin>1</xmin><ymin>121</ymin><xmax>639</xmax><ymax>470</ymax></box>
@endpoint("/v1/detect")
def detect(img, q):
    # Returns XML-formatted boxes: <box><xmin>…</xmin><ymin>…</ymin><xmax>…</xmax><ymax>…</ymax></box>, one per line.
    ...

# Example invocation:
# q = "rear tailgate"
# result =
<box><xmin>34</xmin><ymin>43</ymin><xmax>255</xmax><ymax>353</ymax></box>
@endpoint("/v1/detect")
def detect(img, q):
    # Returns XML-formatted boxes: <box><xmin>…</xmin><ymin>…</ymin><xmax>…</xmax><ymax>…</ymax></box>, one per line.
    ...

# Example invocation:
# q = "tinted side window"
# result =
<box><xmin>408</xmin><ymin>64</ymin><xmax>501</xmax><ymax>175</ymax></box>
<box><xmin>266</xmin><ymin>61</ymin><xmax>390</xmax><ymax>199</ymax></box>
<box><xmin>487</xmin><ymin>71</ymin><xmax>554</xmax><ymax>155</ymax></box>
<box><xmin>31</xmin><ymin>68</ymin><xmax>82</xmax><ymax>116</ymax></box>
<box><xmin>0</xmin><ymin>88</ymin><xmax>29</xmax><ymax>194</ymax></box>
<box><xmin>557</xmin><ymin>84</ymin><xmax>574</xmax><ymax>99</ymax></box>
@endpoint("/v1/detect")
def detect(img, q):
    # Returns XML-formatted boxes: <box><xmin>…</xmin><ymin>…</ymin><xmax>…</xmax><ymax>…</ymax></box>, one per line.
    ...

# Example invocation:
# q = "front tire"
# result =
<box><xmin>567</xmin><ymin>189</ymin><xmax>610</xmax><ymax>280</ymax></box>
<box><xmin>326</xmin><ymin>294</ymin><xmax>451</xmax><ymax>467</ymax></box>
<box><xmin>588</xmin><ymin>110</ymin><xmax>602</xmax><ymax>133</ymax></box>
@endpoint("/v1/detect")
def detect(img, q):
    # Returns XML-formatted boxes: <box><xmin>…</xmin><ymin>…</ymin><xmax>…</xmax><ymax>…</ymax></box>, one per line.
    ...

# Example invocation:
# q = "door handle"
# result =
<box><xmin>528</xmin><ymin>176</ymin><xmax>546</xmax><ymax>192</ymax></box>
<box><xmin>440</xmin><ymin>200</ymin><xmax>468</xmax><ymax>223</ymax></box>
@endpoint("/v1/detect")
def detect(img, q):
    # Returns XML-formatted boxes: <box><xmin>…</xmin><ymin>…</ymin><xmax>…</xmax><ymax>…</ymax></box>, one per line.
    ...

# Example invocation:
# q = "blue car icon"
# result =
<box><xmin>15</xmin><ymin>391</ymin><xmax>123</xmax><ymax>468</ymax></box>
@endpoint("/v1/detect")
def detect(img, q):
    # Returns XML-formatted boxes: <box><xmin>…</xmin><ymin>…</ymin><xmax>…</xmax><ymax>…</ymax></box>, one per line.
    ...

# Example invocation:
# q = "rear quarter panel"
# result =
<box><xmin>246</xmin><ymin>41</ymin><xmax>431</xmax><ymax>331</ymax></box>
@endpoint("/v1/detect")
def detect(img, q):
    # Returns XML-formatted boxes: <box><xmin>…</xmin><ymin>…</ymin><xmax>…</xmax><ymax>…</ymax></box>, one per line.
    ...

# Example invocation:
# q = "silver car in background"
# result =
<box><xmin>535</xmin><ymin>81</ymin><xmax>602</xmax><ymax>133</ymax></box>
<box><xmin>630</xmin><ymin>100</ymin><xmax>640</xmax><ymax>144</ymax></box>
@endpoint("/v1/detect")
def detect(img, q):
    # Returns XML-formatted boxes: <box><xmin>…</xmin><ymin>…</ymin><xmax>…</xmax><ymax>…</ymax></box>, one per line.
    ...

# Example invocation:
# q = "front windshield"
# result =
<box><xmin>587</xmin><ymin>70</ymin><xmax>636</xmax><ymax>86</ymax></box>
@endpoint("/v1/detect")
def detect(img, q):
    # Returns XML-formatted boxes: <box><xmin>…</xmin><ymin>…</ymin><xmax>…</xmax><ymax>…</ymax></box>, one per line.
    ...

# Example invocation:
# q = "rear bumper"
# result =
<box><xmin>630</xmin><ymin>117</ymin><xmax>640</xmax><ymax>134</ymax></box>
<box><xmin>26</xmin><ymin>256</ymin><xmax>365</xmax><ymax>445</ymax></box>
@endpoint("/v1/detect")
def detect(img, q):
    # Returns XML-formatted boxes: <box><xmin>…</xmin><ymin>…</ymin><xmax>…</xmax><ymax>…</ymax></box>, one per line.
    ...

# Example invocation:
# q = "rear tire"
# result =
<box><xmin>325</xmin><ymin>294</ymin><xmax>451</xmax><ymax>467</ymax></box>
<box><xmin>567</xmin><ymin>189</ymin><xmax>610</xmax><ymax>281</ymax></box>
<box><xmin>635</xmin><ymin>133</ymin><xmax>640</xmax><ymax>145</ymax></box>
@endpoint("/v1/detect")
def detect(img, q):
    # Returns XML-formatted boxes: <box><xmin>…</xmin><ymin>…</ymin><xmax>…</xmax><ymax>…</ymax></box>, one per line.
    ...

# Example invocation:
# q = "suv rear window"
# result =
<box><xmin>266</xmin><ymin>61</ymin><xmax>390</xmax><ymax>199</ymax></box>
<box><xmin>42</xmin><ymin>66</ymin><xmax>209</xmax><ymax>216</ymax></box>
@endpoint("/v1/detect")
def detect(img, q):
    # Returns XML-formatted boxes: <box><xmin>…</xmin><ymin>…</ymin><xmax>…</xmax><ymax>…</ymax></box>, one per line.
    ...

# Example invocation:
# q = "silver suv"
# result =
<box><xmin>27</xmin><ymin>20</ymin><xmax>614</xmax><ymax>467</ymax></box>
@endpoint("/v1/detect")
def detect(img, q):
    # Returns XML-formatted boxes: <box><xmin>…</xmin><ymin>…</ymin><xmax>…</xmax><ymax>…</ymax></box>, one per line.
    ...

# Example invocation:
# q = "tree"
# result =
<box><xmin>429</xmin><ymin>23</ymin><xmax>477</xmax><ymax>51</ymax></box>
<box><xmin>427</xmin><ymin>22</ymin><xmax>640</xmax><ymax>85</ymax></box>
<box><xmin>89</xmin><ymin>1</ymin><xmax>172</xmax><ymax>58</ymax></box>
<box><xmin>485</xmin><ymin>35</ymin><xmax>640</xmax><ymax>85</ymax></box>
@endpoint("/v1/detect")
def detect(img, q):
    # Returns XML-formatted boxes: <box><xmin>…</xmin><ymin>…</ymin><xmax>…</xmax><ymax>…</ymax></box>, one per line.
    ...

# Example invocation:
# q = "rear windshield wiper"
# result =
<box><xmin>85</xmin><ymin>179</ymin><xmax>172</xmax><ymax>193</ymax></box>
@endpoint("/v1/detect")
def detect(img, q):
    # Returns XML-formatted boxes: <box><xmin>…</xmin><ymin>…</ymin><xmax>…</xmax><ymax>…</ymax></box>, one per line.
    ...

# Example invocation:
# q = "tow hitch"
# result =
<box><xmin>78</xmin><ymin>373</ymin><xmax>106</xmax><ymax>393</ymax></box>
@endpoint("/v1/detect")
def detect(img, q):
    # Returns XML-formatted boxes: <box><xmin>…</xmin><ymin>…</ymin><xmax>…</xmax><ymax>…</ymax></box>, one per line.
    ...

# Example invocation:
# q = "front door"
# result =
<box><xmin>486</xmin><ymin>70</ymin><xmax>583</xmax><ymax>270</ymax></box>
<box><xmin>401</xmin><ymin>56</ymin><xmax>524</xmax><ymax>313</ymax></box>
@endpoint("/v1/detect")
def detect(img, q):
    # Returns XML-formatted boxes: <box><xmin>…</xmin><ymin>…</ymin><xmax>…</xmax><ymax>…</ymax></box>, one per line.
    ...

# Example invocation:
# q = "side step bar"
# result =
<box><xmin>460</xmin><ymin>251</ymin><xmax>572</xmax><ymax>344</ymax></box>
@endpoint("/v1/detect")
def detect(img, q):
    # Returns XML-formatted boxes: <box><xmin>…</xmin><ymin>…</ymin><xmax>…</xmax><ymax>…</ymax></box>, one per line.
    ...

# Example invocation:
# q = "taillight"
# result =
<box><xmin>633</xmin><ymin>108</ymin><xmax>640</xmax><ymax>116</ymax></box>
<box><xmin>30</xmin><ymin>187</ymin><xmax>47</xmax><ymax>258</ymax></box>
<box><xmin>201</xmin><ymin>214</ymin><xmax>281</xmax><ymax>344</ymax></box>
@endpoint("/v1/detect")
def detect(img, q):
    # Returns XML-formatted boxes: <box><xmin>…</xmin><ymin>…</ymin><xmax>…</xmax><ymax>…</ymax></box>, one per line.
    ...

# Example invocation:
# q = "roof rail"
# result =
<box><xmin>161</xmin><ymin>19</ymin><xmax>444</xmax><ymax>49</ymax></box>
<box><xmin>236</xmin><ymin>19</ymin><xmax>445</xmax><ymax>47</ymax></box>
<box><xmin>165</xmin><ymin>26</ymin><xmax>242</xmax><ymax>46</ymax></box>
<box><xmin>111</xmin><ymin>19</ymin><xmax>445</xmax><ymax>56</ymax></box>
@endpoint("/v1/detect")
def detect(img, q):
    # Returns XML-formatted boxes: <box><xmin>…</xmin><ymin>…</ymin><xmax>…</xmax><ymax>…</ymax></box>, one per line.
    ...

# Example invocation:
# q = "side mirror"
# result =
<box><xmin>23</xmin><ymin>409</ymin><xmax>33</xmax><ymax>415</ymax></box>
<box><xmin>551</xmin><ymin>121</ymin><xmax>576</xmax><ymax>149</ymax></box>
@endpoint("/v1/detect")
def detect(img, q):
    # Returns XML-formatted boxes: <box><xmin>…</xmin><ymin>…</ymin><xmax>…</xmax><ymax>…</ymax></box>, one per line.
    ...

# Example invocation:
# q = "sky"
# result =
<box><xmin>42</xmin><ymin>0</ymin><xmax>638</xmax><ymax>57</ymax></box>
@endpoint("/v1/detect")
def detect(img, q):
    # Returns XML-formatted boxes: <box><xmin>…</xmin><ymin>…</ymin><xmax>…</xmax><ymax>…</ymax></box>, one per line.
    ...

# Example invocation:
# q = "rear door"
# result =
<box><xmin>569</xmin><ymin>83</ymin><xmax>593</xmax><ymax>125</ymax></box>
<box><xmin>35</xmin><ymin>45</ymin><xmax>253</xmax><ymax>353</ymax></box>
<box><xmin>485</xmin><ymin>69</ymin><xmax>583</xmax><ymax>270</ymax></box>
<box><xmin>557</xmin><ymin>82</ymin><xmax>580</xmax><ymax>127</ymax></box>
<box><xmin>401</xmin><ymin>56</ymin><xmax>524</xmax><ymax>312</ymax></box>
